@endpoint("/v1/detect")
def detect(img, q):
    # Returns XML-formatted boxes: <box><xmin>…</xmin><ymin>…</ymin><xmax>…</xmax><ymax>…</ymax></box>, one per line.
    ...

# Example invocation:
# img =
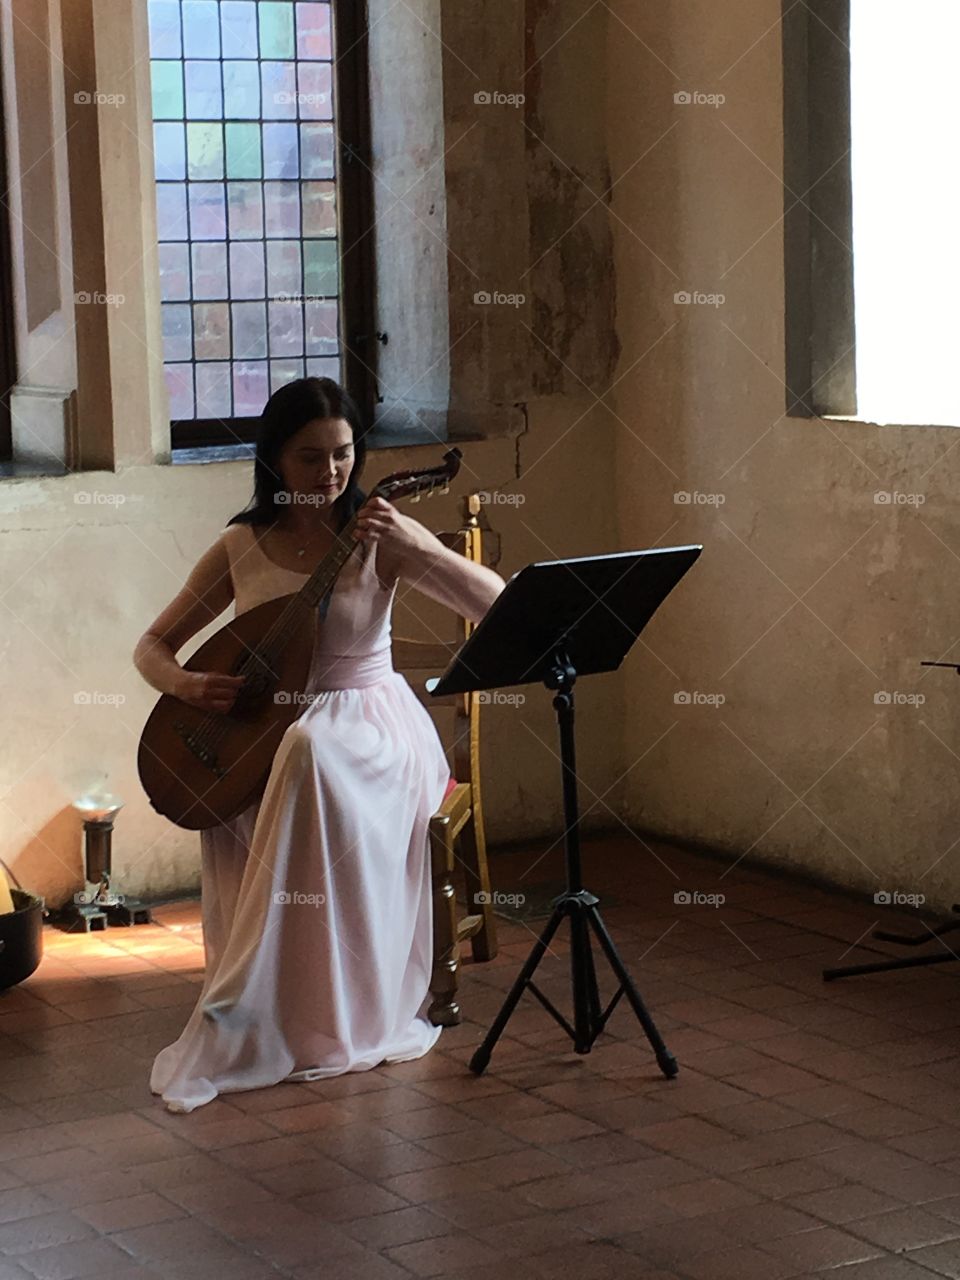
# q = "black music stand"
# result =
<box><xmin>823</xmin><ymin>659</ymin><xmax>960</xmax><ymax>981</ymax></box>
<box><xmin>428</xmin><ymin>546</ymin><xmax>702</xmax><ymax>1076</ymax></box>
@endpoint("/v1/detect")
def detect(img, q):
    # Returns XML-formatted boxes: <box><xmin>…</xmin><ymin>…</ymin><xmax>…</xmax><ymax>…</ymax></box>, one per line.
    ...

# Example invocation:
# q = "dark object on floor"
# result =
<box><xmin>824</xmin><ymin>904</ymin><xmax>960</xmax><ymax>980</ymax></box>
<box><xmin>0</xmin><ymin>889</ymin><xmax>44</xmax><ymax>989</ymax></box>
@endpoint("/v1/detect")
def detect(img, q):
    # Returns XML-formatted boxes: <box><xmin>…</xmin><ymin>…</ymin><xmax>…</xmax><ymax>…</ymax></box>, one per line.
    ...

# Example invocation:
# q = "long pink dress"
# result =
<box><xmin>150</xmin><ymin>522</ymin><xmax>449</xmax><ymax>1113</ymax></box>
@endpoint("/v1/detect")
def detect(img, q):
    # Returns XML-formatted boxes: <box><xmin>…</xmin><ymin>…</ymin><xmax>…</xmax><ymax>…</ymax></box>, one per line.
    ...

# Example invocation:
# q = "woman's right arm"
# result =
<box><xmin>133</xmin><ymin>534</ymin><xmax>244</xmax><ymax>711</ymax></box>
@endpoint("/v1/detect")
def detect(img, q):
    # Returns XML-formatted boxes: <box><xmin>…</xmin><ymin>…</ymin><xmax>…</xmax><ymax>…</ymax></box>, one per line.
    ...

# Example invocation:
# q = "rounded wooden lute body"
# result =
<box><xmin>137</xmin><ymin>594</ymin><xmax>315</xmax><ymax>830</ymax></box>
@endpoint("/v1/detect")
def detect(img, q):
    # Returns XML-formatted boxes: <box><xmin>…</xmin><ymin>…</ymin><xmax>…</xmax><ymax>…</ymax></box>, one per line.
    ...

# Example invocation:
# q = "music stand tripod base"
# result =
<box><xmin>426</xmin><ymin>548</ymin><xmax>701</xmax><ymax>1081</ymax></box>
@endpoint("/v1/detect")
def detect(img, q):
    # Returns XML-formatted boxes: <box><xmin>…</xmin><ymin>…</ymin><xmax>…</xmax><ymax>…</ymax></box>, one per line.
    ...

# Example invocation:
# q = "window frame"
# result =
<box><xmin>0</xmin><ymin>51</ymin><xmax>17</xmax><ymax>462</ymax></box>
<box><xmin>167</xmin><ymin>0</ymin><xmax>377</xmax><ymax>452</ymax></box>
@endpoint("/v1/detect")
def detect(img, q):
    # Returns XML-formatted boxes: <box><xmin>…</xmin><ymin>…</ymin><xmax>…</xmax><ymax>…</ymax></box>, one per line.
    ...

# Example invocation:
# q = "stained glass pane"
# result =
<box><xmin>300</xmin><ymin>123</ymin><xmax>333</xmax><ymax>179</ymax></box>
<box><xmin>266</xmin><ymin>240</ymin><xmax>301</xmax><ymax>296</ymax></box>
<box><xmin>233</xmin><ymin>361</ymin><xmax>269</xmax><ymax>415</ymax></box>
<box><xmin>263</xmin><ymin>123</ymin><xmax>299</xmax><ymax>178</ymax></box>
<box><xmin>221</xmin><ymin>1</ymin><xmax>258</xmax><ymax>58</ymax></box>
<box><xmin>297</xmin><ymin>62</ymin><xmax>331</xmax><ymax>119</ymax></box>
<box><xmin>232</xmin><ymin>302</ymin><xmax>268</xmax><ymax>357</ymax></box>
<box><xmin>150</xmin><ymin>0</ymin><xmax>342</xmax><ymax>424</ymax></box>
<box><xmin>162</xmin><ymin>303</ymin><xmax>193</xmax><ymax>361</ymax></box>
<box><xmin>260</xmin><ymin>4</ymin><xmax>294</xmax><ymax>57</ymax></box>
<box><xmin>303</xmin><ymin>239</ymin><xmax>337</xmax><ymax>296</ymax></box>
<box><xmin>262</xmin><ymin>62</ymin><xmax>297</xmax><ymax>119</ymax></box>
<box><xmin>159</xmin><ymin>242</ymin><xmax>191</xmax><ymax>300</ymax></box>
<box><xmin>192</xmin><ymin>241</ymin><xmax>228</xmax><ymax>297</ymax></box>
<box><xmin>230</xmin><ymin>241</ymin><xmax>266</xmax><ymax>298</ymax></box>
<box><xmin>196</xmin><ymin>362</ymin><xmax>232</xmax><ymax>415</ymax></box>
<box><xmin>270</xmin><ymin>358</ymin><xmax>305</xmax><ymax>393</ymax></box>
<box><xmin>226</xmin><ymin>123</ymin><xmax>262</xmax><ymax>178</ymax></box>
<box><xmin>149</xmin><ymin>1</ymin><xmax>182</xmax><ymax>57</ymax></box>
<box><xmin>154</xmin><ymin>123</ymin><xmax>186</xmax><ymax>179</ymax></box>
<box><xmin>223</xmin><ymin>61</ymin><xmax>260</xmax><ymax>117</ymax></box>
<box><xmin>264</xmin><ymin>182</ymin><xmax>299</xmax><ymax>236</ymax></box>
<box><xmin>296</xmin><ymin>3</ymin><xmax>331</xmax><ymax>59</ymax></box>
<box><xmin>302</xmin><ymin>182</ymin><xmax>335</xmax><ymax>236</ymax></box>
<box><xmin>151</xmin><ymin>61</ymin><xmax>184</xmax><ymax>118</ymax></box>
<box><xmin>227</xmin><ymin>182</ymin><xmax>263</xmax><ymax>238</ymax></box>
<box><xmin>305</xmin><ymin>299</ymin><xmax>337</xmax><ymax>354</ymax></box>
<box><xmin>183</xmin><ymin>1</ymin><xmax>220</xmax><ymax>56</ymax></box>
<box><xmin>185</xmin><ymin>61</ymin><xmax>222</xmax><ymax>117</ymax></box>
<box><xmin>187</xmin><ymin>122</ymin><xmax>224</xmax><ymax>179</ymax></box>
<box><xmin>156</xmin><ymin>183</ymin><xmax>187</xmax><ymax>239</ymax></box>
<box><xmin>189</xmin><ymin>182</ymin><xmax>226</xmax><ymax>238</ymax></box>
<box><xmin>193</xmin><ymin>302</ymin><xmax>231</xmax><ymax>359</ymax></box>
<box><xmin>165</xmin><ymin>363</ymin><xmax>195</xmax><ymax>417</ymax></box>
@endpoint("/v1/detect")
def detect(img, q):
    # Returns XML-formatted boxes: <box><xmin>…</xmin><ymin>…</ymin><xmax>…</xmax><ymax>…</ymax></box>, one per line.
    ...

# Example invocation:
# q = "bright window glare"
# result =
<box><xmin>850</xmin><ymin>0</ymin><xmax>960</xmax><ymax>426</ymax></box>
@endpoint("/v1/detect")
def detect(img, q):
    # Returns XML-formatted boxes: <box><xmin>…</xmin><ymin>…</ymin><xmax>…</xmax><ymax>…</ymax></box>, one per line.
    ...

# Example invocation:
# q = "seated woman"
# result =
<box><xmin>133</xmin><ymin>376</ymin><xmax>504</xmax><ymax>1113</ymax></box>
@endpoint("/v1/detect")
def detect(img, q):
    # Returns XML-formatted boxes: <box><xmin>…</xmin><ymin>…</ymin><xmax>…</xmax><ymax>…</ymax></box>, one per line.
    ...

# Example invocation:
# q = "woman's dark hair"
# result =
<box><xmin>227</xmin><ymin>377</ymin><xmax>368</xmax><ymax>531</ymax></box>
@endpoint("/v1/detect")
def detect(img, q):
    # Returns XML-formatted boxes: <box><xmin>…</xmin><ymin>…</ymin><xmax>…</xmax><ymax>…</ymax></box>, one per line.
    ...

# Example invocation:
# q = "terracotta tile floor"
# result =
<box><xmin>3</xmin><ymin>834</ymin><xmax>960</xmax><ymax>1278</ymax></box>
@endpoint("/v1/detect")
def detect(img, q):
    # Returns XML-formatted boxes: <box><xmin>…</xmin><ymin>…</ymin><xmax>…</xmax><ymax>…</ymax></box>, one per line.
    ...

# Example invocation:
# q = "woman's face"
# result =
<box><xmin>277</xmin><ymin>416</ymin><xmax>355</xmax><ymax>513</ymax></box>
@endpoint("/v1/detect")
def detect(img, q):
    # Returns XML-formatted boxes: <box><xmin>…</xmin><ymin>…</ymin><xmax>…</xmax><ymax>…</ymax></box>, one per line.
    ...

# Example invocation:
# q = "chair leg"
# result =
<box><xmin>459</xmin><ymin>811</ymin><xmax>498</xmax><ymax>963</ymax></box>
<box><xmin>428</xmin><ymin>816</ymin><xmax>461</xmax><ymax>1026</ymax></box>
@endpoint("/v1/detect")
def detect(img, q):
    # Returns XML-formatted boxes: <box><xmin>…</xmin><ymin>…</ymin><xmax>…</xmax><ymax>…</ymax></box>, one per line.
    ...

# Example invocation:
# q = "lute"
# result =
<box><xmin>137</xmin><ymin>448</ymin><xmax>462</xmax><ymax>831</ymax></box>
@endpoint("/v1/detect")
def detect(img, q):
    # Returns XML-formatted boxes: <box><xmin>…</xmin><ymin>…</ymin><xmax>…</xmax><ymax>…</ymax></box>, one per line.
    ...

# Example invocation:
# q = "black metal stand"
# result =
<box><xmin>823</xmin><ymin>905</ymin><xmax>960</xmax><ymax>980</ymax></box>
<box><xmin>469</xmin><ymin>654</ymin><xmax>678</xmax><ymax>1078</ymax></box>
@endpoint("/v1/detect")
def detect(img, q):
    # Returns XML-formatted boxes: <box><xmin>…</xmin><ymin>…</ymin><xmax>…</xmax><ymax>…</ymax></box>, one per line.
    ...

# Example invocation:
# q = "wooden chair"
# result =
<box><xmin>393</xmin><ymin>494</ymin><xmax>499</xmax><ymax>1025</ymax></box>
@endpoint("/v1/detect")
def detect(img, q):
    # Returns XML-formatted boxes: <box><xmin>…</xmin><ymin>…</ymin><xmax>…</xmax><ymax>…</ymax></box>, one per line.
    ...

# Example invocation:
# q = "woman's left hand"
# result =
<box><xmin>353</xmin><ymin>496</ymin><xmax>433</xmax><ymax>561</ymax></box>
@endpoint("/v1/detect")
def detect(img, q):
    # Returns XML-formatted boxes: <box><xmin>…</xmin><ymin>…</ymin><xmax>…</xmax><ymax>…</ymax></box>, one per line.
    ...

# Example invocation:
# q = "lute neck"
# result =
<box><xmin>297</xmin><ymin>506</ymin><xmax>366</xmax><ymax>610</ymax></box>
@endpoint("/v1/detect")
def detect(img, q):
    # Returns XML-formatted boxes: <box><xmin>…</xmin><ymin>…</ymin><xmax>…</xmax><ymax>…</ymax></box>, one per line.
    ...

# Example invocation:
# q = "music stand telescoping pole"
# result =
<box><xmin>427</xmin><ymin>546</ymin><xmax>702</xmax><ymax>1077</ymax></box>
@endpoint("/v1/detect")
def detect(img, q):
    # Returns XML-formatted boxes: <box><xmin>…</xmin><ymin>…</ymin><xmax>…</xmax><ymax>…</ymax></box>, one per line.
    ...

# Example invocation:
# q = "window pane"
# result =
<box><xmin>159</xmin><ymin>242</ymin><xmax>191</xmax><ymax>300</ymax></box>
<box><xmin>269</xmin><ymin>300</ymin><xmax>304</xmax><ymax>355</ymax></box>
<box><xmin>187</xmin><ymin>122</ymin><xmax>224</xmax><ymax>179</ymax></box>
<box><xmin>264</xmin><ymin>182</ymin><xmax>300</xmax><ymax>236</ymax></box>
<box><xmin>266</xmin><ymin>240</ymin><xmax>301</xmax><ymax>296</ymax></box>
<box><xmin>227</xmin><ymin>181</ymin><xmax>263</xmax><ymax>238</ymax></box>
<box><xmin>162</xmin><ymin>303</ymin><xmax>193</xmax><ymax>361</ymax></box>
<box><xmin>270</xmin><ymin>358</ymin><xmax>305</xmax><ymax>393</ymax></box>
<box><xmin>192</xmin><ymin>241</ymin><xmax>228</xmax><ymax>297</ymax></box>
<box><xmin>156</xmin><ymin>183</ymin><xmax>188</xmax><ymax>239</ymax></box>
<box><xmin>221</xmin><ymin>1</ymin><xmax>258</xmax><ymax>58</ymax></box>
<box><xmin>305</xmin><ymin>299</ymin><xmax>337</xmax><ymax>355</ymax></box>
<box><xmin>300</xmin><ymin>123</ymin><xmax>333</xmax><ymax>179</ymax></box>
<box><xmin>263</xmin><ymin>123</ymin><xmax>299</xmax><ymax>178</ymax></box>
<box><xmin>296</xmin><ymin>3</ymin><xmax>331</xmax><ymax>59</ymax></box>
<box><xmin>302</xmin><ymin>182</ymin><xmax>335</xmax><ymax>236</ymax></box>
<box><xmin>223</xmin><ymin>62</ymin><xmax>260</xmax><ymax>117</ymax></box>
<box><xmin>233</xmin><ymin>361</ymin><xmax>269</xmax><ymax>414</ymax></box>
<box><xmin>226</xmin><ymin>123</ymin><xmax>262</xmax><ymax>178</ymax></box>
<box><xmin>305</xmin><ymin>356</ymin><xmax>339</xmax><ymax>380</ymax></box>
<box><xmin>230</xmin><ymin>241</ymin><xmax>266</xmax><ymax>298</ymax></box>
<box><xmin>262</xmin><ymin>62</ymin><xmax>297</xmax><ymax>119</ymax></box>
<box><xmin>193</xmin><ymin>302</ymin><xmax>231</xmax><ymax>359</ymax></box>
<box><xmin>232</xmin><ymin>302</ymin><xmax>268</xmax><ymax>357</ymax></box>
<box><xmin>151</xmin><ymin>61</ymin><xmax>184</xmax><ymax>118</ymax></box>
<box><xmin>183</xmin><ymin>1</ymin><xmax>220</xmax><ymax>56</ymax></box>
<box><xmin>303</xmin><ymin>239</ymin><xmax>337</xmax><ymax>296</ymax></box>
<box><xmin>196</xmin><ymin>362</ymin><xmax>232</xmax><ymax>416</ymax></box>
<box><xmin>297</xmin><ymin>62</ymin><xmax>332</xmax><ymax>119</ymax></box>
<box><xmin>165</xmin><ymin>363</ymin><xmax>195</xmax><ymax>417</ymax></box>
<box><xmin>149</xmin><ymin>1</ymin><xmax>182</xmax><ymax>57</ymax></box>
<box><xmin>154</xmin><ymin>123</ymin><xmax>186</xmax><ymax>179</ymax></box>
<box><xmin>189</xmin><ymin>183</ymin><xmax>227</xmax><ymax>239</ymax></box>
<box><xmin>185</xmin><ymin>61</ymin><xmax>222</xmax><ymax>117</ymax></box>
<box><xmin>260</xmin><ymin>3</ymin><xmax>295</xmax><ymax>58</ymax></box>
